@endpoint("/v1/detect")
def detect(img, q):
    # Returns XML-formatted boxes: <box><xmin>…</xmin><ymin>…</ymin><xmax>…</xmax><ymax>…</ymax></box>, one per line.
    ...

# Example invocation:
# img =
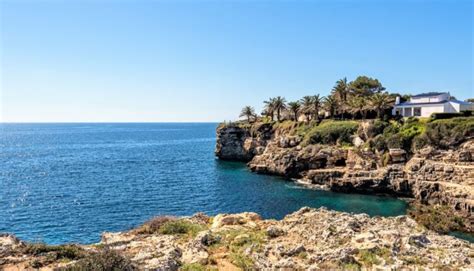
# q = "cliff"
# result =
<box><xmin>2</xmin><ymin>208</ymin><xmax>473</xmax><ymax>270</ymax></box>
<box><xmin>215</xmin><ymin>119</ymin><xmax>474</xmax><ymax>220</ymax></box>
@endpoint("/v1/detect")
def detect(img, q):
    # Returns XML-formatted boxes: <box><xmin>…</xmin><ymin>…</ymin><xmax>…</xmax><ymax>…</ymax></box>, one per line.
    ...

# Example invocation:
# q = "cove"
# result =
<box><xmin>0</xmin><ymin>123</ymin><xmax>407</xmax><ymax>245</ymax></box>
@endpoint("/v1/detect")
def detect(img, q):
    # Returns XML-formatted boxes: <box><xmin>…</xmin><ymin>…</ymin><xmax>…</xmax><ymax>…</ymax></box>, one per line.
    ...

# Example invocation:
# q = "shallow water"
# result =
<box><xmin>0</xmin><ymin>123</ymin><xmax>407</xmax><ymax>244</ymax></box>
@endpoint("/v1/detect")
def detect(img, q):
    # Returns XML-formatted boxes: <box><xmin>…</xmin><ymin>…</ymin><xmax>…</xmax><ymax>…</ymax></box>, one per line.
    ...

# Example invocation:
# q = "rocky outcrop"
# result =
<box><xmin>215</xmin><ymin>123</ymin><xmax>272</xmax><ymax>161</ymax></box>
<box><xmin>216</xmin><ymin>123</ymin><xmax>474</xmax><ymax>218</ymax></box>
<box><xmin>2</xmin><ymin>208</ymin><xmax>473</xmax><ymax>270</ymax></box>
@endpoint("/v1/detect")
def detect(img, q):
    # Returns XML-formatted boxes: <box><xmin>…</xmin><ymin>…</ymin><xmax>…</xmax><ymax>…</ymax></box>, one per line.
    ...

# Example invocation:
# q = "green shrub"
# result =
<box><xmin>408</xmin><ymin>203</ymin><xmax>467</xmax><ymax>234</ymax></box>
<box><xmin>62</xmin><ymin>248</ymin><xmax>135</xmax><ymax>271</ymax></box>
<box><xmin>23</xmin><ymin>243</ymin><xmax>85</xmax><ymax>260</ymax></box>
<box><xmin>134</xmin><ymin>216</ymin><xmax>176</xmax><ymax>234</ymax></box>
<box><xmin>306</xmin><ymin>120</ymin><xmax>359</xmax><ymax>145</ymax></box>
<box><xmin>430</xmin><ymin>111</ymin><xmax>471</xmax><ymax>120</ymax></box>
<box><xmin>357</xmin><ymin>249</ymin><xmax>381</xmax><ymax>266</ymax></box>
<box><xmin>230</xmin><ymin>252</ymin><xmax>254</xmax><ymax>271</ymax></box>
<box><xmin>424</xmin><ymin>117</ymin><xmax>474</xmax><ymax>149</ymax></box>
<box><xmin>180</xmin><ymin>263</ymin><xmax>207</xmax><ymax>271</ymax></box>
<box><xmin>159</xmin><ymin>220</ymin><xmax>205</xmax><ymax>236</ymax></box>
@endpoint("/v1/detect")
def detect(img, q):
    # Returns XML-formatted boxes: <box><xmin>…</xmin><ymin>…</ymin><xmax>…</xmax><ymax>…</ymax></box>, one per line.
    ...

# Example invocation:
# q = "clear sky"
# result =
<box><xmin>1</xmin><ymin>0</ymin><xmax>472</xmax><ymax>122</ymax></box>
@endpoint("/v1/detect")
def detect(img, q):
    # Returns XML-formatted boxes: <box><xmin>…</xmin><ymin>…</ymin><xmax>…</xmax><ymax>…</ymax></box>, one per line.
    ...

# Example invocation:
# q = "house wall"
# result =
<box><xmin>446</xmin><ymin>102</ymin><xmax>460</xmax><ymax>113</ymax></box>
<box><xmin>420</xmin><ymin>104</ymin><xmax>445</xmax><ymax>117</ymax></box>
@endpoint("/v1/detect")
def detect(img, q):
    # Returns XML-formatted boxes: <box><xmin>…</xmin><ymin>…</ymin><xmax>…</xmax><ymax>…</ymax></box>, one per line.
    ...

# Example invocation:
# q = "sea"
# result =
<box><xmin>0</xmin><ymin>123</ymin><xmax>407</xmax><ymax>244</ymax></box>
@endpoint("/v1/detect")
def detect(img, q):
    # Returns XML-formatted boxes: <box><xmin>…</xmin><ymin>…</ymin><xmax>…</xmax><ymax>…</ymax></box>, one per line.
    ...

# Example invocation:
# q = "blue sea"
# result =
<box><xmin>0</xmin><ymin>123</ymin><xmax>407</xmax><ymax>244</ymax></box>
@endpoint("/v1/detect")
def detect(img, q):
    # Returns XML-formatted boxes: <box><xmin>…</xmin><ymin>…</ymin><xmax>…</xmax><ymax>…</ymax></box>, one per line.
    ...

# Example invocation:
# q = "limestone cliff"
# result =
<box><xmin>2</xmin><ymin>208</ymin><xmax>473</xmax><ymax>270</ymax></box>
<box><xmin>215</xmin><ymin>121</ymin><xmax>474</xmax><ymax>219</ymax></box>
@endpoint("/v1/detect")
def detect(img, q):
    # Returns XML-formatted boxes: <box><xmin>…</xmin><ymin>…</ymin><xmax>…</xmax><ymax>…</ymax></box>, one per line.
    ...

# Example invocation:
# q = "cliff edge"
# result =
<box><xmin>1</xmin><ymin>208</ymin><xmax>473</xmax><ymax>270</ymax></box>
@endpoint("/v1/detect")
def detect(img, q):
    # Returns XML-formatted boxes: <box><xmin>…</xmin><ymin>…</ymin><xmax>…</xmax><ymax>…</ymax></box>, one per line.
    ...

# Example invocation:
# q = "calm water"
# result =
<box><xmin>0</xmin><ymin>123</ymin><xmax>407</xmax><ymax>244</ymax></box>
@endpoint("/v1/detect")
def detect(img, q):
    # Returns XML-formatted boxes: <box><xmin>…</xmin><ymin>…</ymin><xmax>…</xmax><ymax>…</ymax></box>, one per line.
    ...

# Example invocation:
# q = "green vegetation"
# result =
<box><xmin>180</xmin><ymin>263</ymin><xmax>217</xmax><ymax>271</ymax></box>
<box><xmin>369</xmin><ymin>118</ymin><xmax>426</xmax><ymax>151</ymax></box>
<box><xmin>239</xmin><ymin>106</ymin><xmax>256</xmax><ymax>123</ymax></box>
<box><xmin>159</xmin><ymin>219</ymin><xmax>206</xmax><ymax>237</ymax></box>
<box><xmin>23</xmin><ymin>243</ymin><xmax>86</xmax><ymax>260</ymax></box>
<box><xmin>213</xmin><ymin>228</ymin><xmax>266</xmax><ymax>271</ymax></box>
<box><xmin>423</xmin><ymin>117</ymin><xmax>474</xmax><ymax>149</ymax></box>
<box><xmin>230</xmin><ymin>252</ymin><xmax>254</xmax><ymax>271</ymax></box>
<box><xmin>23</xmin><ymin>243</ymin><xmax>135</xmax><ymax>270</ymax></box>
<box><xmin>62</xmin><ymin>249</ymin><xmax>135</xmax><ymax>271</ymax></box>
<box><xmin>134</xmin><ymin>216</ymin><xmax>176</xmax><ymax>234</ymax></box>
<box><xmin>408</xmin><ymin>203</ymin><xmax>468</xmax><ymax>234</ymax></box>
<box><xmin>234</xmin><ymin>75</ymin><xmax>406</xmax><ymax>123</ymax></box>
<box><xmin>304</xmin><ymin>120</ymin><xmax>359</xmax><ymax>145</ymax></box>
<box><xmin>357</xmin><ymin>249</ymin><xmax>381</xmax><ymax>266</ymax></box>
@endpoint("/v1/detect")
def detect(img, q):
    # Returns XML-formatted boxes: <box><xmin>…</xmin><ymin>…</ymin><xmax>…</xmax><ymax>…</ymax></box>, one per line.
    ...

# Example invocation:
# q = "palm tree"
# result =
<box><xmin>332</xmin><ymin>78</ymin><xmax>350</xmax><ymax>118</ymax></box>
<box><xmin>370</xmin><ymin>93</ymin><xmax>394</xmax><ymax>119</ymax></box>
<box><xmin>287</xmin><ymin>101</ymin><xmax>301</xmax><ymax>121</ymax></box>
<box><xmin>323</xmin><ymin>96</ymin><xmax>339</xmax><ymax>119</ymax></box>
<box><xmin>272</xmin><ymin>96</ymin><xmax>287</xmax><ymax>122</ymax></box>
<box><xmin>346</xmin><ymin>97</ymin><xmax>368</xmax><ymax>119</ymax></box>
<box><xmin>300</xmin><ymin>96</ymin><xmax>314</xmax><ymax>122</ymax></box>
<box><xmin>263</xmin><ymin>98</ymin><xmax>276</xmax><ymax>121</ymax></box>
<box><xmin>239</xmin><ymin>106</ymin><xmax>256</xmax><ymax>122</ymax></box>
<box><xmin>310</xmin><ymin>94</ymin><xmax>323</xmax><ymax>120</ymax></box>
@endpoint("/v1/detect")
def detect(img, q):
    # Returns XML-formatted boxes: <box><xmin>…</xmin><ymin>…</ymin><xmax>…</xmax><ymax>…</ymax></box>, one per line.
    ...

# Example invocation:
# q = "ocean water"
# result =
<box><xmin>0</xmin><ymin>123</ymin><xmax>407</xmax><ymax>244</ymax></box>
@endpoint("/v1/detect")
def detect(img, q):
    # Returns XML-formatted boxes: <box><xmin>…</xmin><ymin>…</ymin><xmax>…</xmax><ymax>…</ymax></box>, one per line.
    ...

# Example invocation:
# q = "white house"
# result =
<box><xmin>392</xmin><ymin>92</ymin><xmax>474</xmax><ymax>117</ymax></box>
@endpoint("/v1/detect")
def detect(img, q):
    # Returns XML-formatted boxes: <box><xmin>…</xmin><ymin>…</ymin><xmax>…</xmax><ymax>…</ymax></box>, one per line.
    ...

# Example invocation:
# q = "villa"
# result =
<box><xmin>392</xmin><ymin>92</ymin><xmax>474</xmax><ymax>117</ymax></box>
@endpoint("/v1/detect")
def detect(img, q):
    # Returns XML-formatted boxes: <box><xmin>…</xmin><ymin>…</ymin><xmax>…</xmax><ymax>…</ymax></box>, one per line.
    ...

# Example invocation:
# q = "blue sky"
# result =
<box><xmin>1</xmin><ymin>0</ymin><xmax>472</xmax><ymax>122</ymax></box>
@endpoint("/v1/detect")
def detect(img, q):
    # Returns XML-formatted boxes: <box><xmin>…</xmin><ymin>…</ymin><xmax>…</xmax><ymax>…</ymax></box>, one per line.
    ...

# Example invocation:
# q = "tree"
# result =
<box><xmin>370</xmin><ymin>93</ymin><xmax>394</xmax><ymax>119</ymax></box>
<box><xmin>272</xmin><ymin>96</ymin><xmax>287</xmax><ymax>122</ymax></box>
<box><xmin>332</xmin><ymin>77</ymin><xmax>349</xmax><ymax>102</ymax></box>
<box><xmin>287</xmin><ymin>101</ymin><xmax>301</xmax><ymax>121</ymax></box>
<box><xmin>263</xmin><ymin>98</ymin><xmax>276</xmax><ymax>121</ymax></box>
<box><xmin>466</xmin><ymin>98</ymin><xmax>474</xmax><ymax>103</ymax></box>
<box><xmin>300</xmin><ymin>96</ymin><xmax>314</xmax><ymax>122</ymax></box>
<box><xmin>264</xmin><ymin>96</ymin><xmax>287</xmax><ymax>122</ymax></box>
<box><xmin>331</xmin><ymin>78</ymin><xmax>350</xmax><ymax>118</ymax></box>
<box><xmin>349</xmin><ymin>76</ymin><xmax>385</xmax><ymax>97</ymax></box>
<box><xmin>310</xmin><ymin>94</ymin><xmax>323</xmax><ymax>120</ymax></box>
<box><xmin>323</xmin><ymin>96</ymin><xmax>339</xmax><ymax>118</ymax></box>
<box><xmin>347</xmin><ymin>96</ymin><xmax>368</xmax><ymax>119</ymax></box>
<box><xmin>239</xmin><ymin>106</ymin><xmax>256</xmax><ymax>122</ymax></box>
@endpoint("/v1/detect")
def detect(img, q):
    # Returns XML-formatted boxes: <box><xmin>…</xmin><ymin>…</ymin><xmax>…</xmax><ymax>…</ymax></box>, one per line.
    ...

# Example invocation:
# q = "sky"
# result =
<box><xmin>0</xmin><ymin>0</ymin><xmax>472</xmax><ymax>122</ymax></box>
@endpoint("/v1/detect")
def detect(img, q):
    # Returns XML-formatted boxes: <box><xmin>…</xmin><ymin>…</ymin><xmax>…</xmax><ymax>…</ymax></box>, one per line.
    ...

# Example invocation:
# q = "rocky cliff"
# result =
<box><xmin>215</xmin><ymin>121</ymin><xmax>474</xmax><ymax>220</ymax></box>
<box><xmin>2</xmin><ymin>208</ymin><xmax>473</xmax><ymax>270</ymax></box>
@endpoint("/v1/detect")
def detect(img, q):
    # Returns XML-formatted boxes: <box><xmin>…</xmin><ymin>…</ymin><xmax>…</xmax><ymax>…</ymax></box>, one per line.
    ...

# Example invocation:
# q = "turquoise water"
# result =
<box><xmin>450</xmin><ymin>231</ymin><xmax>474</xmax><ymax>243</ymax></box>
<box><xmin>0</xmin><ymin>123</ymin><xmax>407</xmax><ymax>244</ymax></box>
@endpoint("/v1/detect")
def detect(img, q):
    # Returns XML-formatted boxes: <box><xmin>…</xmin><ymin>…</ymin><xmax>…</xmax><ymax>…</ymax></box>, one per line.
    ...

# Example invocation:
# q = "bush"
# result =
<box><xmin>180</xmin><ymin>263</ymin><xmax>208</xmax><ymax>271</ymax></box>
<box><xmin>424</xmin><ymin>117</ymin><xmax>474</xmax><ymax>148</ymax></box>
<box><xmin>430</xmin><ymin>111</ymin><xmax>472</xmax><ymax>120</ymax></box>
<box><xmin>408</xmin><ymin>203</ymin><xmax>467</xmax><ymax>234</ymax></box>
<box><xmin>62</xmin><ymin>248</ymin><xmax>136</xmax><ymax>271</ymax></box>
<box><xmin>306</xmin><ymin>120</ymin><xmax>359</xmax><ymax>145</ymax></box>
<box><xmin>23</xmin><ymin>243</ymin><xmax>85</xmax><ymax>260</ymax></box>
<box><xmin>159</xmin><ymin>220</ymin><xmax>205</xmax><ymax>236</ymax></box>
<box><xmin>375</xmin><ymin>118</ymin><xmax>426</xmax><ymax>152</ymax></box>
<box><xmin>134</xmin><ymin>216</ymin><xmax>176</xmax><ymax>234</ymax></box>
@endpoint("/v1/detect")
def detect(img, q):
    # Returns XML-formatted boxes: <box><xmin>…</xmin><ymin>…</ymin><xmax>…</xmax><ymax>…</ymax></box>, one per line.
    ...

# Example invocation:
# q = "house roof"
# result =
<box><xmin>395</xmin><ymin>100</ymin><xmax>448</xmax><ymax>107</ymax></box>
<box><xmin>450</xmin><ymin>99</ymin><xmax>473</xmax><ymax>105</ymax></box>
<box><xmin>411</xmin><ymin>92</ymin><xmax>448</xmax><ymax>98</ymax></box>
<box><xmin>395</xmin><ymin>99</ymin><xmax>473</xmax><ymax>107</ymax></box>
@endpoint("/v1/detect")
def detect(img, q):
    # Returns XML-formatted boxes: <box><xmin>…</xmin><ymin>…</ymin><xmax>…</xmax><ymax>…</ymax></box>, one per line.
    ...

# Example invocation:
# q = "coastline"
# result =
<box><xmin>215</xmin><ymin>119</ymin><xmax>474</xmax><ymax>232</ymax></box>
<box><xmin>2</xmin><ymin>207</ymin><xmax>473</xmax><ymax>270</ymax></box>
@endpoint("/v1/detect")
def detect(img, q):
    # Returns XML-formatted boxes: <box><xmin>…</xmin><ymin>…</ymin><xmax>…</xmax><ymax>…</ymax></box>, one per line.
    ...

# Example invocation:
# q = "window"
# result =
<box><xmin>403</xmin><ymin>108</ymin><xmax>412</xmax><ymax>117</ymax></box>
<box><xmin>414</xmin><ymin>107</ymin><xmax>421</xmax><ymax>116</ymax></box>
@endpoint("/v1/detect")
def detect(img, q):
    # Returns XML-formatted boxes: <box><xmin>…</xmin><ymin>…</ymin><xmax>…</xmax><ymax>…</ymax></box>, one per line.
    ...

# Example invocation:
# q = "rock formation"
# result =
<box><xmin>2</xmin><ymin>208</ymin><xmax>472</xmax><ymax>270</ymax></box>
<box><xmin>216</xmin><ymin>122</ymin><xmax>474</xmax><ymax>219</ymax></box>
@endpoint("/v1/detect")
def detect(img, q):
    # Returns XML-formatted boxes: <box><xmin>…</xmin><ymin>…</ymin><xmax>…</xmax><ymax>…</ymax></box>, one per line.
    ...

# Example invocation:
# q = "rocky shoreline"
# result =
<box><xmin>215</xmin><ymin>121</ymin><xmax>474</xmax><ymax>226</ymax></box>
<box><xmin>2</xmin><ymin>207</ymin><xmax>473</xmax><ymax>270</ymax></box>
